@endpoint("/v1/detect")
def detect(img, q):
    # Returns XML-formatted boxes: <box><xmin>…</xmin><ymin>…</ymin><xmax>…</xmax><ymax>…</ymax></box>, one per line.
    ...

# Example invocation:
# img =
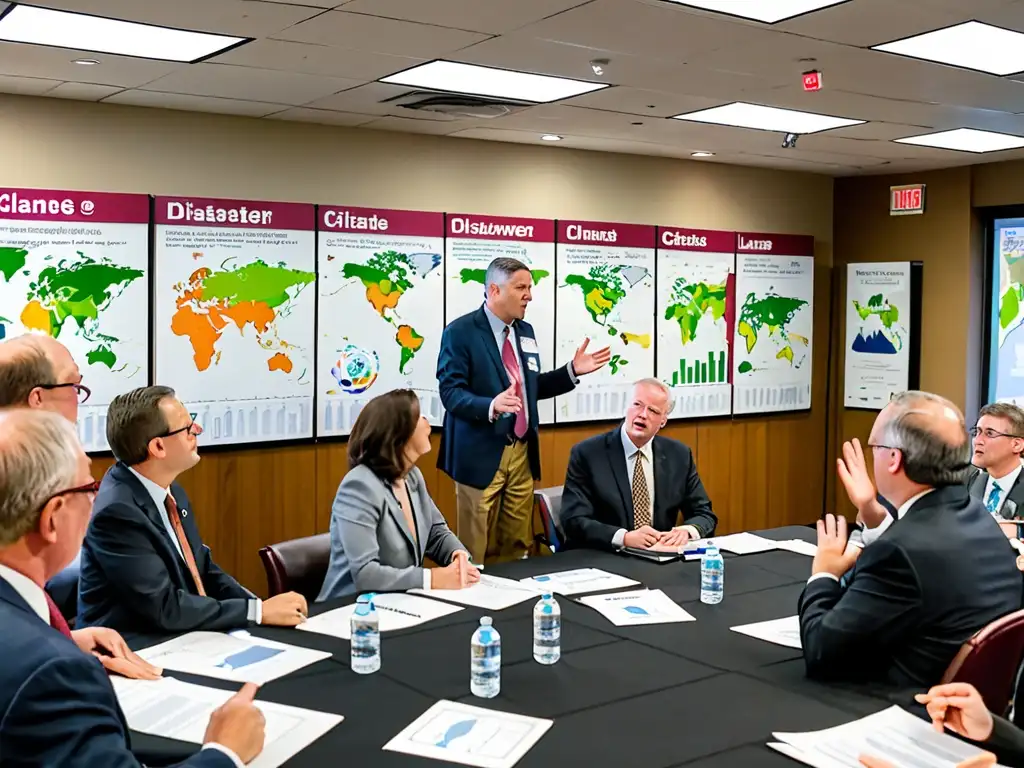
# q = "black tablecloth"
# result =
<box><xmin>130</xmin><ymin>526</ymin><xmax>904</xmax><ymax>767</ymax></box>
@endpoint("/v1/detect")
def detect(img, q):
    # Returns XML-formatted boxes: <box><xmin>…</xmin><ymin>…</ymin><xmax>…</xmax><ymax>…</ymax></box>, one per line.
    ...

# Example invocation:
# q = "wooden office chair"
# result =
<box><xmin>941</xmin><ymin>608</ymin><xmax>1024</xmax><ymax>717</ymax></box>
<box><xmin>258</xmin><ymin>533</ymin><xmax>331</xmax><ymax>602</ymax></box>
<box><xmin>534</xmin><ymin>485</ymin><xmax>565</xmax><ymax>553</ymax></box>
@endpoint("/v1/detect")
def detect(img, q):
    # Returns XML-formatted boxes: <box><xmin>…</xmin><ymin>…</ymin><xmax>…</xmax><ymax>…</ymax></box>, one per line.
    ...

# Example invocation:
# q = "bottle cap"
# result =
<box><xmin>541</xmin><ymin>593</ymin><xmax>552</xmax><ymax>600</ymax></box>
<box><xmin>480</xmin><ymin>616</ymin><xmax>492</xmax><ymax>626</ymax></box>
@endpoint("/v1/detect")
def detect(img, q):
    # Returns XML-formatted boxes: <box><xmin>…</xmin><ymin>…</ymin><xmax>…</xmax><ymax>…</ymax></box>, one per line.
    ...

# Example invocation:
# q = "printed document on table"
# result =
<box><xmin>410</xmin><ymin>574</ymin><xmax>542</xmax><ymax>610</ymax></box>
<box><xmin>772</xmin><ymin>705</ymin><xmax>1008</xmax><ymax>768</ymax></box>
<box><xmin>730</xmin><ymin>615</ymin><xmax>802</xmax><ymax>649</ymax></box>
<box><xmin>773</xmin><ymin>539</ymin><xmax>817</xmax><ymax>557</ymax></box>
<box><xmin>519</xmin><ymin>567</ymin><xmax>640</xmax><ymax>596</ymax></box>
<box><xmin>111</xmin><ymin>676</ymin><xmax>342</xmax><ymax>768</ymax></box>
<box><xmin>707</xmin><ymin>532</ymin><xmax>778</xmax><ymax>554</ymax></box>
<box><xmin>383</xmin><ymin>700</ymin><xmax>552</xmax><ymax>768</ymax></box>
<box><xmin>298</xmin><ymin>593</ymin><xmax>463</xmax><ymax>640</ymax></box>
<box><xmin>136</xmin><ymin>631</ymin><xmax>330</xmax><ymax>685</ymax></box>
<box><xmin>578</xmin><ymin>589</ymin><xmax>696</xmax><ymax>626</ymax></box>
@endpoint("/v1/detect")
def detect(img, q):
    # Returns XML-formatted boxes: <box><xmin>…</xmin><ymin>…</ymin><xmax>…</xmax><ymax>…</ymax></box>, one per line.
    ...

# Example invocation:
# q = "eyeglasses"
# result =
<box><xmin>37</xmin><ymin>479</ymin><xmax>100</xmax><ymax>511</ymax></box>
<box><xmin>162</xmin><ymin>415</ymin><xmax>202</xmax><ymax>438</ymax></box>
<box><xmin>867</xmin><ymin>442</ymin><xmax>902</xmax><ymax>452</ymax></box>
<box><xmin>37</xmin><ymin>381</ymin><xmax>91</xmax><ymax>403</ymax></box>
<box><xmin>969</xmin><ymin>427</ymin><xmax>1022</xmax><ymax>440</ymax></box>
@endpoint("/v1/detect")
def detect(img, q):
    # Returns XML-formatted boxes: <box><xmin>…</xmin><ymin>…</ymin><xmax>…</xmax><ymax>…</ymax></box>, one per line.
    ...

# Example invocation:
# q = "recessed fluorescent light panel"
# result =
<box><xmin>894</xmin><ymin>128</ymin><xmax>1024</xmax><ymax>154</ymax></box>
<box><xmin>671</xmin><ymin>102</ymin><xmax>864</xmax><ymax>133</ymax></box>
<box><xmin>872</xmin><ymin>21</ymin><xmax>1024</xmax><ymax>76</ymax></box>
<box><xmin>0</xmin><ymin>4</ymin><xmax>247</xmax><ymax>63</ymax></box>
<box><xmin>380</xmin><ymin>61</ymin><xmax>608</xmax><ymax>103</ymax></box>
<box><xmin>660</xmin><ymin>0</ymin><xmax>850</xmax><ymax>24</ymax></box>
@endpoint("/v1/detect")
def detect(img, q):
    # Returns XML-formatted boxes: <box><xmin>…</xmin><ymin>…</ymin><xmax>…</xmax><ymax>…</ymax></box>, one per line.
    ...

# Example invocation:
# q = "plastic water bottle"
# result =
<box><xmin>533</xmin><ymin>593</ymin><xmax>561</xmax><ymax>665</ymax></box>
<box><xmin>350</xmin><ymin>596</ymin><xmax>380</xmax><ymax>674</ymax></box>
<box><xmin>470</xmin><ymin>617</ymin><xmax>501</xmax><ymax>698</ymax></box>
<box><xmin>700</xmin><ymin>544</ymin><xmax>725</xmax><ymax>604</ymax></box>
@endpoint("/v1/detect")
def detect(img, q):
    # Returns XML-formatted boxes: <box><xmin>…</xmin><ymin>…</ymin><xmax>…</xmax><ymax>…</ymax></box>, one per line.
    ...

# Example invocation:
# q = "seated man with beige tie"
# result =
<box><xmin>77</xmin><ymin>386</ymin><xmax>308</xmax><ymax>635</ymax></box>
<box><xmin>560</xmin><ymin>378</ymin><xmax>718</xmax><ymax>551</ymax></box>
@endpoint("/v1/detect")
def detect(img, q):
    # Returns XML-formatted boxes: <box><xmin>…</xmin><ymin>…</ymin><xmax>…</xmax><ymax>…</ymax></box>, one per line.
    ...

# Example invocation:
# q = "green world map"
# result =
<box><xmin>664</xmin><ymin>276</ymin><xmax>728</xmax><ymax>344</ymax></box>
<box><xmin>0</xmin><ymin>245</ymin><xmax>144</xmax><ymax>369</ymax></box>
<box><xmin>736</xmin><ymin>291</ymin><xmax>809</xmax><ymax>374</ymax></box>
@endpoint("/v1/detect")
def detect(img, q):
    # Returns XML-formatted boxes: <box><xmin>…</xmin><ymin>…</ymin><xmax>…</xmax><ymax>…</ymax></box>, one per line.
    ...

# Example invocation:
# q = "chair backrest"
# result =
<box><xmin>534</xmin><ymin>485</ymin><xmax>564</xmax><ymax>552</ymax></box>
<box><xmin>258</xmin><ymin>533</ymin><xmax>331</xmax><ymax>602</ymax></box>
<box><xmin>941</xmin><ymin>608</ymin><xmax>1024</xmax><ymax>716</ymax></box>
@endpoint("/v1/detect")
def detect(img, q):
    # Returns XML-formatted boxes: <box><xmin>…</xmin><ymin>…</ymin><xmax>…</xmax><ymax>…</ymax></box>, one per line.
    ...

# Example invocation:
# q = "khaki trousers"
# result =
<box><xmin>456</xmin><ymin>441</ymin><xmax>534</xmax><ymax>565</ymax></box>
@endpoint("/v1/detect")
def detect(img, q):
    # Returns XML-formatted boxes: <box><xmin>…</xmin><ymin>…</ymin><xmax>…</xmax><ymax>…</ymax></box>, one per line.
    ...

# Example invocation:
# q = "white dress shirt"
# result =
<box><xmin>0</xmin><ymin>564</ymin><xmax>245</xmax><ymax>768</ymax></box>
<box><xmin>984</xmin><ymin>463</ymin><xmax>1023</xmax><ymax>516</ymax></box>
<box><xmin>128</xmin><ymin>467</ymin><xmax>261</xmax><ymax>624</ymax></box>
<box><xmin>612</xmin><ymin>425</ymin><xmax>701</xmax><ymax>548</ymax></box>
<box><xmin>810</xmin><ymin>488</ymin><xmax>934</xmax><ymax>584</ymax></box>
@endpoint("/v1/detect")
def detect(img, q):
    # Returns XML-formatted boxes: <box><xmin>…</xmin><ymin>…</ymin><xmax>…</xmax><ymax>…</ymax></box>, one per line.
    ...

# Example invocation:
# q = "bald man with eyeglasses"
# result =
<box><xmin>0</xmin><ymin>333</ymin><xmax>90</xmax><ymax>422</ymax></box>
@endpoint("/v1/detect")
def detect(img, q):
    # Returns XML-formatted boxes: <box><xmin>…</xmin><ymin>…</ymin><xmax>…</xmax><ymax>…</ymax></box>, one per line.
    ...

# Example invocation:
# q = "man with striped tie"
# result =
<box><xmin>966</xmin><ymin>402</ymin><xmax>1024</xmax><ymax>522</ymax></box>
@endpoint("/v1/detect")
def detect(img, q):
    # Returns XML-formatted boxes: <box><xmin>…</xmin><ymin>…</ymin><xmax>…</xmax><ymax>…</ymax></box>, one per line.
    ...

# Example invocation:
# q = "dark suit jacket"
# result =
<box><xmin>0</xmin><ymin>576</ymin><xmax>230</xmax><ymax>768</ymax></box>
<box><xmin>968</xmin><ymin>466</ymin><xmax>1024</xmax><ymax>519</ymax></box>
<box><xmin>799</xmin><ymin>485</ymin><xmax>1022</xmax><ymax>688</ymax></box>
<box><xmin>437</xmin><ymin>306</ymin><xmax>575</xmax><ymax>489</ymax></box>
<box><xmin>989</xmin><ymin>716</ymin><xmax>1024</xmax><ymax>767</ymax></box>
<box><xmin>78</xmin><ymin>462</ymin><xmax>253</xmax><ymax>635</ymax></box>
<box><xmin>560</xmin><ymin>427</ymin><xmax>718</xmax><ymax>551</ymax></box>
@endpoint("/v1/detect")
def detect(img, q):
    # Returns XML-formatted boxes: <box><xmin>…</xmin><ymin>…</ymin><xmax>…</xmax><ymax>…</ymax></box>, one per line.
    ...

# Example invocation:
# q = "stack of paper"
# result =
<box><xmin>730</xmin><ymin>616</ymin><xmax>802</xmax><ymax>649</ymax></box>
<box><xmin>578</xmin><ymin>589</ymin><xmax>696</xmax><ymax>626</ymax></box>
<box><xmin>112</xmin><ymin>676</ymin><xmax>343</xmax><ymax>768</ymax></box>
<box><xmin>519</xmin><ymin>567</ymin><xmax>640</xmax><ymax>596</ymax></box>
<box><xmin>298</xmin><ymin>593</ymin><xmax>463</xmax><ymax>640</ymax></box>
<box><xmin>136</xmin><ymin>631</ymin><xmax>331</xmax><ymax>685</ymax></box>
<box><xmin>707</xmin><ymin>532</ymin><xmax>779</xmax><ymax>554</ymax></box>
<box><xmin>410</xmin><ymin>574</ymin><xmax>542</xmax><ymax>610</ymax></box>
<box><xmin>770</xmin><ymin>706</ymin><xmax>1005</xmax><ymax>768</ymax></box>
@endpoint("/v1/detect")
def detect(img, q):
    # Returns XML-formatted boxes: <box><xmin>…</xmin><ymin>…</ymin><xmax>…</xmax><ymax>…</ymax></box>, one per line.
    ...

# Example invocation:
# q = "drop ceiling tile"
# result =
<box><xmin>140</xmin><ymin>64</ymin><xmax>359</xmax><ymax>105</ymax></box>
<box><xmin>304</xmin><ymin>82</ymin><xmax>416</xmax><ymax>114</ymax></box>
<box><xmin>211</xmin><ymin>39</ymin><xmax>423</xmax><ymax>80</ymax></box>
<box><xmin>47</xmin><ymin>82</ymin><xmax>124</xmax><ymax>100</ymax></box>
<box><xmin>340</xmin><ymin>0</ymin><xmax>592</xmax><ymax>34</ymax></box>
<box><xmin>778</xmin><ymin>0</ymin><xmax>962</xmax><ymax>47</ymax></box>
<box><xmin>259</xmin><ymin>0</ymin><xmax>339</xmax><ymax>7</ymax></box>
<box><xmin>0</xmin><ymin>74</ymin><xmax>61</xmax><ymax>95</ymax></box>
<box><xmin>271</xmin><ymin>10</ymin><xmax>489</xmax><ymax>58</ymax></box>
<box><xmin>561</xmin><ymin>86</ymin><xmax>722</xmax><ymax>117</ymax></box>
<box><xmin>265</xmin><ymin>107</ymin><xmax>381</xmax><ymax>126</ymax></box>
<box><xmin>362</xmin><ymin>115</ymin><xmax>473</xmax><ymax>134</ymax></box>
<box><xmin>0</xmin><ymin>42</ymin><xmax>182</xmax><ymax>87</ymax></box>
<box><xmin>103</xmin><ymin>89</ymin><xmax>290</xmax><ymax>116</ymax></box>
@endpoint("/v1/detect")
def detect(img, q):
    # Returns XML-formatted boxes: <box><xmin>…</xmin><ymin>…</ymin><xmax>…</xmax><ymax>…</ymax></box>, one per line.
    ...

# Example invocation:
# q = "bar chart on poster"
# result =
<box><xmin>656</xmin><ymin>227</ymin><xmax>735</xmax><ymax>419</ymax></box>
<box><xmin>445</xmin><ymin>214</ymin><xmax>556</xmax><ymax>424</ymax></box>
<box><xmin>317</xmin><ymin>207</ymin><xmax>445</xmax><ymax>438</ymax></box>
<box><xmin>0</xmin><ymin>188</ymin><xmax>150</xmax><ymax>453</ymax></box>
<box><xmin>555</xmin><ymin>220</ymin><xmax>656</xmax><ymax>423</ymax></box>
<box><xmin>732</xmin><ymin>234</ymin><xmax>814</xmax><ymax>415</ymax></box>
<box><xmin>153</xmin><ymin>196</ymin><xmax>316</xmax><ymax>446</ymax></box>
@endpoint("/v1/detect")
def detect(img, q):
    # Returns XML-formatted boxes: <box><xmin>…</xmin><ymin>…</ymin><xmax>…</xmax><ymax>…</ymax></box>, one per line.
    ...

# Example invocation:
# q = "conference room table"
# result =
<box><xmin>133</xmin><ymin>525</ymin><xmax>914</xmax><ymax>768</ymax></box>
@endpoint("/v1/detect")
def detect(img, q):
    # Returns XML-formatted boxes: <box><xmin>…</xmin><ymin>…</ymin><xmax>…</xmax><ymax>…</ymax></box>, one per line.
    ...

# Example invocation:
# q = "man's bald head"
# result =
<box><xmin>0</xmin><ymin>334</ymin><xmax>81</xmax><ymax>422</ymax></box>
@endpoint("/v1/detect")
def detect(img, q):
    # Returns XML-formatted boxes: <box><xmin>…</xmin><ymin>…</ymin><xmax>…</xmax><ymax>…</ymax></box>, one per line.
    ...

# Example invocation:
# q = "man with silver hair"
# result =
<box><xmin>0</xmin><ymin>409</ymin><xmax>266</xmax><ymax>767</ymax></box>
<box><xmin>561</xmin><ymin>377</ymin><xmax>717</xmax><ymax>551</ymax></box>
<box><xmin>801</xmin><ymin>391</ymin><xmax>1021</xmax><ymax>688</ymax></box>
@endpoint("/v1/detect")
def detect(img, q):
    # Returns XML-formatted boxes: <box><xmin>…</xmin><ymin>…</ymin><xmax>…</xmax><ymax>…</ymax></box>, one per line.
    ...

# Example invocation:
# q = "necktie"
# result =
<box><xmin>501</xmin><ymin>328</ymin><xmax>528</xmax><ymax>439</ymax></box>
<box><xmin>45</xmin><ymin>590</ymin><xmax>72</xmax><ymax>639</ymax></box>
<box><xmin>632</xmin><ymin>451</ymin><xmax>652</xmax><ymax>528</ymax></box>
<box><xmin>987</xmin><ymin>481</ymin><xmax>1004</xmax><ymax>516</ymax></box>
<box><xmin>165</xmin><ymin>494</ymin><xmax>206</xmax><ymax>597</ymax></box>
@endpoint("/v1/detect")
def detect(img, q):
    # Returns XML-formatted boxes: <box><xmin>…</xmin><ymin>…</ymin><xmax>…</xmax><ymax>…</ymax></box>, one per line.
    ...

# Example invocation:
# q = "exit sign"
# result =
<box><xmin>890</xmin><ymin>184</ymin><xmax>926</xmax><ymax>216</ymax></box>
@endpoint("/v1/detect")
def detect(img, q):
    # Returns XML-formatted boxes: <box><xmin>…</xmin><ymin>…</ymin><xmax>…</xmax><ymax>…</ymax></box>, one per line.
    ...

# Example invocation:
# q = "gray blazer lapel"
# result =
<box><xmin>968</xmin><ymin>470</ymin><xmax>986</xmax><ymax>501</ymax></box>
<box><xmin>382</xmin><ymin>478</ymin><xmax>419</xmax><ymax>564</ymax></box>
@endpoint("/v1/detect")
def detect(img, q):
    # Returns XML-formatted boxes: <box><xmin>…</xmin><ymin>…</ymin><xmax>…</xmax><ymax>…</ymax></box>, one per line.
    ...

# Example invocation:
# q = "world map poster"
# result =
<box><xmin>317</xmin><ymin>206</ymin><xmax>444</xmax><ymax>437</ymax></box>
<box><xmin>991</xmin><ymin>219</ymin><xmax>1024</xmax><ymax>406</ymax></box>
<box><xmin>555</xmin><ymin>220</ymin><xmax>656</xmax><ymax>423</ymax></box>
<box><xmin>154</xmin><ymin>196</ymin><xmax>316</xmax><ymax>447</ymax></box>
<box><xmin>0</xmin><ymin>187</ymin><xmax>149</xmax><ymax>453</ymax></box>
<box><xmin>844</xmin><ymin>262</ymin><xmax>911</xmax><ymax>409</ymax></box>
<box><xmin>655</xmin><ymin>227</ymin><xmax>735</xmax><ymax>419</ymax></box>
<box><xmin>445</xmin><ymin>214</ymin><xmax>556</xmax><ymax>425</ymax></box>
<box><xmin>733</xmin><ymin>234</ymin><xmax>814</xmax><ymax>415</ymax></box>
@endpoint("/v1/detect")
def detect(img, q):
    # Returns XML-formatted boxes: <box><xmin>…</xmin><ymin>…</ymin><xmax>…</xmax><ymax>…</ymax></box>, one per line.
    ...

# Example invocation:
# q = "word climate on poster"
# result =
<box><xmin>0</xmin><ymin>187</ymin><xmax>149</xmax><ymax>452</ymax></box>
<box><xmin>555</xmin><ymin>220</ymin><xmax>656</xmax><ymax>423</ymax></box>
<box><xmin>154</xmin><ymin>196</ymin><xmax>316</xmax><ymax>446</ymax></box>
<box><xmin>733</xmin><ymin>234</ymin><xmax>814</xmax><ymax>415</ymax></box>
<box><xmin>318</xmin><ymin>207</ymin><xmax>444</xmax><ymax>437</ymax></box>
<box><xmin>445</xmin><ymin>214</ymin><xmax>556</xmax><ymax>424</ymax></box>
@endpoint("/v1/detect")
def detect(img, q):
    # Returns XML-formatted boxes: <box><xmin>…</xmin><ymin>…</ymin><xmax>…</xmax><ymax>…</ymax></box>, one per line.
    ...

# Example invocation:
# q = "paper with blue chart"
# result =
<box><xmin>383</xmin><ymin>700</ymin><xmax>553</xmax><ymax>768</ymax></box>
<box><xmin>298</xmin><ymin>592</ymin><xmax>464</xmax><ymax>640</ymax></box>
<box><xmin>519</xmin><ymin>567</ymin><xmax>639</xmax><ymax>596</ymax></box>
<box><xmin>136</xmin><ymin>630</ymin><xmax>330</xmax><ymax>685</ymax></box>
<box><xmin>731</xmin><ymin>615</ymin><xmax>802</xmax><ymax>649</ymax></box>
<box><xmin>577</xmin><ymin>589</ymin><xmax>696</xmax><ymax>626</ymax></box>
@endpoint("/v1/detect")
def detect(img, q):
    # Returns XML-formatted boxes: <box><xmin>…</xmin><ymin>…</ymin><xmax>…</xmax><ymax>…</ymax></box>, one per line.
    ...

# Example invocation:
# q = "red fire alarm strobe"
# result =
<box><xmin>890</xmin><ymin>184</ymin><xmax>926</xmax><ymax>216</ymax></box>
<box><xmin>802</xmin><ymin>70</ymin><xmax>822</xmax><ymax>91</ymax></box>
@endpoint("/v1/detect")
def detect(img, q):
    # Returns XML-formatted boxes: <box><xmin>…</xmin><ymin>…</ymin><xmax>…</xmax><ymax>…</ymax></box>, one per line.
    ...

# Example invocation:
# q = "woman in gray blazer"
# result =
<box><xmin>318</xmin><ymin>389</ymin><xmax>480</xmax><ymax>600</ymax></box>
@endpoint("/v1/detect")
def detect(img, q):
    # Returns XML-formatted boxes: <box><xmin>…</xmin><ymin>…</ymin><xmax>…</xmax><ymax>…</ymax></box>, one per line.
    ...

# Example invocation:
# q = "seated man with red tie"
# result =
<box><xmin>77</xmin><ymin>386</ymin><xmax>308</xmax><ymax>636</ymax></box>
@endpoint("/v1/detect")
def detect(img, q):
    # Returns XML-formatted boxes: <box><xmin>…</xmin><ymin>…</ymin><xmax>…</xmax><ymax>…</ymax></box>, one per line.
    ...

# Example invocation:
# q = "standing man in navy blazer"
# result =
<box><xmin>438</xmin><ymin>257</ymin><xmax>610</xmax><ymax>563</ymax></box>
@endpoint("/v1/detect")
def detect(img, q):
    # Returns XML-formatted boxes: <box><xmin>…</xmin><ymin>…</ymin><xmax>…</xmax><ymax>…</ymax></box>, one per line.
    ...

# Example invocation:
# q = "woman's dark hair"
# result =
<box><xmin>347</xmin><ymin>389</ymin><xmax>421</xmax><ymax>482</ymax></box>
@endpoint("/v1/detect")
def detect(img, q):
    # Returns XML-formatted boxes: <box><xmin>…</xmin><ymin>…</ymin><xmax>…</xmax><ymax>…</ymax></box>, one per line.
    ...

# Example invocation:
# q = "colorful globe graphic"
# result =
<box><xmin>331</xmin><ymin>344</ymin><xmax>379</xmax><ymax>394</ymax></box>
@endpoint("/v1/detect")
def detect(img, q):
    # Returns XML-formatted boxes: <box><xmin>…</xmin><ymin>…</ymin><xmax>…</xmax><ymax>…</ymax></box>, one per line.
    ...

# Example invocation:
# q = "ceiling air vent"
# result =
<box><xmin>381</xmin><ymin>91</ymin><xmax>533</xmax><ymax>120</ymax></box>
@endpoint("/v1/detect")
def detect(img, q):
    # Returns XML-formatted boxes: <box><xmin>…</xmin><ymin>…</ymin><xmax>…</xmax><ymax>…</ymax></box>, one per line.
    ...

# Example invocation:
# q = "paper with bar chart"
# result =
<box><xmin>317</xmin><ymin>207</ymin><xmax>445</xmax><ymax>437</ymax></box>
<box><xmin>154</xmin><ymin>197</ymin><xmax>316</xmax><ymax>446</ymax></box>
<box><xmin>0</xmin><ymin>188</ymin><xmax>149</xmax><ymax>453</ymax></box>
<box><xmin>555</xmin><ymin>222</ymin><xmax>656</xmax><ymax>423</ymax></box>
<box><xmin>656</xmin><ymin>244</ymin><xmax>734</xmax><ymax>419</ymax></box>
<box><xmin>733</xmin><ymin>254</ymin><xmax>814</xmax><ymax>415</ymax></box>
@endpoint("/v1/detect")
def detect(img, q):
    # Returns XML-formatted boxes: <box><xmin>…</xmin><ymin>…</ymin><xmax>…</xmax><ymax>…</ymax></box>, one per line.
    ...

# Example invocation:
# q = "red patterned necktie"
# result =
<box><xmin>45</xmin><ymin>590</ymin><xmax>73</xmax><ymax>639</ymax></box>
<box><xmin>501</xmin><ymin>328</ymin><xmax>528</xmax><ymax>439</ymax></box>
<box><xmin>165</xmin><ymin>494</ymin><xmax>207</xmax><ymax>597</ymax></box>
